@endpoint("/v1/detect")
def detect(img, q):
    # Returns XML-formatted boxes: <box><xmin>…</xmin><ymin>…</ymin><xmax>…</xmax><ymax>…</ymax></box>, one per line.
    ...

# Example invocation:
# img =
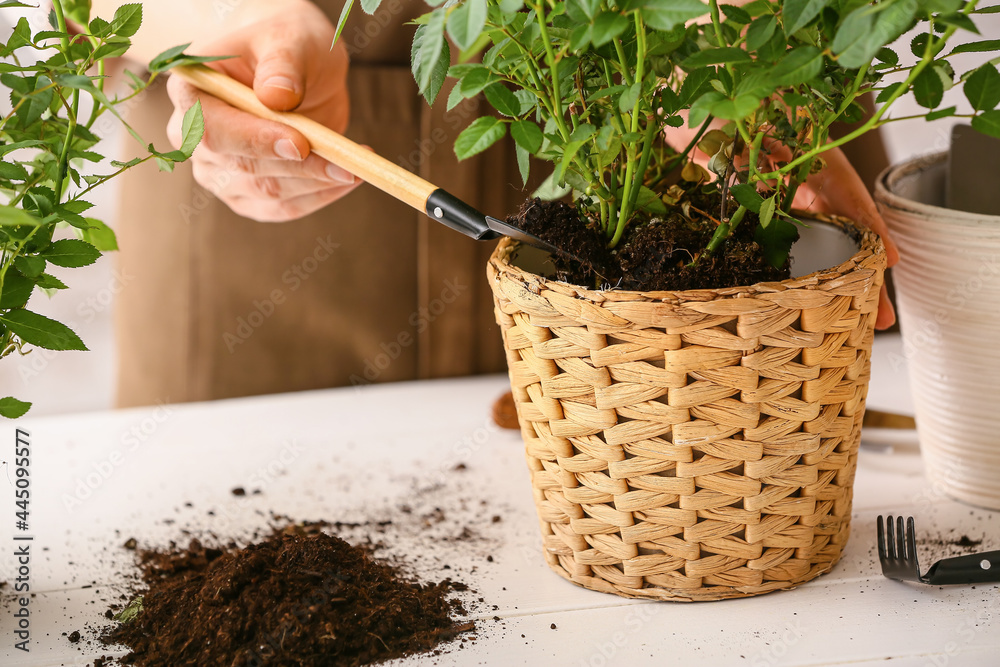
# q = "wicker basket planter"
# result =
<box><xmin>488</xmin><ymin>217</ymin><xmax>886</xmax><ymax>601</ymax></box>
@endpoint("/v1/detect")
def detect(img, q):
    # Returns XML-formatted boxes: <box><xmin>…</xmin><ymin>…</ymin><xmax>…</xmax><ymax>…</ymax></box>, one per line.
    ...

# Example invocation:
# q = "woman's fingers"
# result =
<box><xmin>223</xmin><ymin>181</ymin><xmax>363</xmax><ymax>223</ymax></box>
<box><xmin>166</xmin><ymin>75</ymin><xmax>312</xmax><ymax>162</ymax></box>
<box><xmin>165</xmin><ymin>71</ymin><xmax>359</xmax><ymax>221</ymax></box>
<box><xmin>191</xmin><ymin>158</ymin><xmax>355</xmax><ymax>203</ymax></box>
<box><xmin>876</xmin><ymin>283</ymin><xmax>896</xmax><ymax>330</ymax></box>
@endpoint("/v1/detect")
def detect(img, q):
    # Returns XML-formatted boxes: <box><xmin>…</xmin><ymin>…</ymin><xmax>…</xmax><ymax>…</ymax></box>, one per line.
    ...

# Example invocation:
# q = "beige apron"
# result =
<box><xmin>114</xmin><ymin>0</ymin><xmax>524</xmax><ymax>407</ymax></box>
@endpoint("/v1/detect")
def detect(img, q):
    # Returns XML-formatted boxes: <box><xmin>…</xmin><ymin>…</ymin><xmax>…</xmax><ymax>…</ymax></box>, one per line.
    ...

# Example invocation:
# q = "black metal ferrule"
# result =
<box><xmin>425</xmin><ymin>188</ymin><xmax>501</xmax><ymax>241</ymax></box>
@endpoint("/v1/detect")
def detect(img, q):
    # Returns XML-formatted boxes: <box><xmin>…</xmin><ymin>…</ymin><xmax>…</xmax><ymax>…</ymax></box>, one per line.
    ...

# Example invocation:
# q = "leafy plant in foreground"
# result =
<box><xmin>0</xmin><ymin>1</ymin><xmax>221</xmax><ymax>417</ymax></box>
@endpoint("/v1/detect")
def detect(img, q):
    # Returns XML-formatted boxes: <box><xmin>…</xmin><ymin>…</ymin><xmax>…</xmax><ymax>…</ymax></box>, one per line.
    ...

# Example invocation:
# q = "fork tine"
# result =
<box><xmin>886</xmin><ymin>515</ymin><xmax>896</xmax><ymax>559</ymax></box>
<box><xmin>896</xmin><ymin>516</ymin><xmax>907</xmax><ymax>561</ymax></box>
<box><xmin>877</xmin><ymin>515</ymin><xmax>886</xmax><ymax>559</ymax></box>
<box><xmin>906</xmin><ymin>516</ymin><xmax>919</xmax><ymax>566</ymax></box>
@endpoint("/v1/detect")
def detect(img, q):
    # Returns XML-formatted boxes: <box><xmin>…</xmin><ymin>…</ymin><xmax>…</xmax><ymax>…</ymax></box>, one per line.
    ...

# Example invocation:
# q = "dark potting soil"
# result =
<box><xmin>102</xmin><ymin>524</ymin><xmax>472</xmax><ymax>666</ymax></box>
<box><xmin>511</xmin><ymin>195</ymin><xmax>791</xmax><ymax>291</ymax></box>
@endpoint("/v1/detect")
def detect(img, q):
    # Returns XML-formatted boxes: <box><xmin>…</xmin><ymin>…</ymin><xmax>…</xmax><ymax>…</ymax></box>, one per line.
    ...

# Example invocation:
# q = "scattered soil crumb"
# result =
<box><xmin>230</xmin><ymin>486</ymin><xmax>246</xmax><ymax>496</ymax></box>
<box><xmin>68</xmin><ymin>630</ymin><xmax>81</xmax><ymax>643</ymax></box>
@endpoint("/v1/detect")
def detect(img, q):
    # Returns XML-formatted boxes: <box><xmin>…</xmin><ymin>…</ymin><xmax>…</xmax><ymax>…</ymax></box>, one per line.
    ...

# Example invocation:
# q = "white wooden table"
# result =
<box><xmin>1</xmin><ymin>334</ymin><xmax>997</xmax><ymax>667</ymax></box>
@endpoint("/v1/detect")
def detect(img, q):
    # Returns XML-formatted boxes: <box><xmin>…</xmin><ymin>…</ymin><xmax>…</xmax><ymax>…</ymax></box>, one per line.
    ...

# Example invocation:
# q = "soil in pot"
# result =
<box><xmin>101</xmin><ymin>523</ymin><xmax>472</xmax><ymax>666</ymax></box>
<box><xmin>512</xmin><ymin>190</ymin><xmax>792</xmax><ymax>291</ymax></box>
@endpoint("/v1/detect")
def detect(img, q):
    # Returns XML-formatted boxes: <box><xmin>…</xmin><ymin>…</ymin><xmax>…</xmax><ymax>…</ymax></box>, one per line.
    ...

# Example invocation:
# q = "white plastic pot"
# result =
<box><xmin>875</xmin><ymin>153</ymin><xmax>1000</xmax><ymax>510</ymax></box>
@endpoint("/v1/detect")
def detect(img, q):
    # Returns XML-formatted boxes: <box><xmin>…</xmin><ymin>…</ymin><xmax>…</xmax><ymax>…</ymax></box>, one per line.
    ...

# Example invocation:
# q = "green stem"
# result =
<box><xmin>609</xmin><ymin>13</ymin><xmax>648</xmax><ymax>248</ymax></box>
<box><xmin>698</xmin><ymin>205</ymin><xmax>747</xmax><ymax>261</ymax></box>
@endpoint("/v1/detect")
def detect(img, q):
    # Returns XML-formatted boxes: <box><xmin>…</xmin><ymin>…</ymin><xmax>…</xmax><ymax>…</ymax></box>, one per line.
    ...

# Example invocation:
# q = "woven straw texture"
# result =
<box><xmin>488</xmin><ymin>218</ymin><xmax>886</xmax><ymax>601</ymax></box>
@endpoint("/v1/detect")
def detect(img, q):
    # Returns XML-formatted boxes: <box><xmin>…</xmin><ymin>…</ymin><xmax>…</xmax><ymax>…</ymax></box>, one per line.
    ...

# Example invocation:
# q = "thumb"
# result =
<box><xmin>251</xmin><ymin>39</ymin><xmax>307</xmax><ymax>112</ymax></box>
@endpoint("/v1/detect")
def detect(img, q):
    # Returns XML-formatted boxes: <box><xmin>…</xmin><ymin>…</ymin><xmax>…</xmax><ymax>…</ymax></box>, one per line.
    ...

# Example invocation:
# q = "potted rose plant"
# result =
<box><xmin>335</xmin><ymin>0</ymin><xmax>1000</xmax><ymax>599</ymax></box>
<box><xmin>0</xmin><ymin>1</ymin><xmax>218</xmax><ymax>418</ymax></box>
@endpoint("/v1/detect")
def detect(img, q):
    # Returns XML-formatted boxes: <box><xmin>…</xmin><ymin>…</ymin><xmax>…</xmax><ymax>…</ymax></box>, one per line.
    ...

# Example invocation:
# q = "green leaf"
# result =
<box><xmin>36</xmin><ymin>273</ymin><xmax>68</xmax><ymax>290</ymax></box>
<box><xmin>40</xmin><ymin>239</ymin><xmax>101</xmax><ymax>268</ymax></box>
<box><xmin>360</xmin><ymin>0</ymin><xmax>382</xmax><ymax>13</ymax></box>
<box><xmin>875</xmin><ymin>81</ymin><xmax>904</xmax><ymax>103</ymax></box>
<box><xmin>0</xmin><ymin>161</ymin><xmax>29</xmax><ymax>181</ymax></box>
<box><xmin>971</xmin><ymin>110</ymin><xmax>1000</xmax><ymax>139</ymax></box>
<box><xmin>949</xmin><ymin>39</ymin><xmax>1000</xmax><ymax>56</ymax></box>
<box><xmin>25</xmin><ymin>75</ymin><xmax>54</xmax><ymax>127</ymax></box>
<box><xmin>913</xmin><ymin>66</ymin><xmax>944</xmax><ymax>108</ymax></box>
<box><xmin>635</xmin><ymin>186</ymin><xmax>667</xmax><ymax>215</ymax></box>
<box><xmin>110</xmin><ymin>3</ymin><xmax>142</xmax><ymax>37</ymax></box>
<box><xmin>332</xmin><ymin>0</ymin><xmax>355</xmax><ymax>46</ymax></box>
<box><xmin>0</xmin><ymin>140</ymin><xmax>45</xmax><ymax>157</ymax></box>
<box><xmin>0</xmin><ymin>309</ymin><xmax>87</xmax><ymax>351</ymax></box>
<box><xmin>179</xmin><ymin>99</ymin><xmax>204</xmax><ymax>156</ymax></box>
<box><xmin>720</xmin><ymin>4</ymin><xmax>752</xmax><ymax>24</ymax></box>
<box><xmin>0</xmin><ymin>207</ymin><xmax>40</xmax><ymax>228</ymax></box>
<box><xmin>0</xmin><ymin>397</ymin><xmax>31</xmax><ymax>419</ymax></box>
<box><xmin>81</xmin><ymin>217</ymin><xmax>118</xmax><ymax>252</ymax></box>
<box><xmin>567</xmin><ymin>0</ymin><xmax>601</xmax><ymax>21</ymax></box>
<box><xmin>680</xmin><ymin>67</ymin><xmax>714</xmax><ymax>105</ymax></box>
<box><xmin>411</xmin><ymin>12</ymin><xmax>450</xmax><ymax>105</ymax></box>
<box><xmin>592</xmin><ymin>12</ymin><xmax>629</xmax><ymax>47</ymax></box>
<box><xmin>964</xmin><ymin>64</ymin><xmax>1000</xmax><ymax>112</ymax></box>
<box><xmin>14</xmin><ymin>256</ymin><xmax>45</xmax><ymax>278</ymax></box>
<box><xmin>484</xmin><ymin>84</ymin><xmax>520</xmax><ymax>117</ymax></box>
<box><xmin>936</xmin><ymin>12</ymin><xmax>979</xmax><ymax>34</ymax></box>
<box><xmin>754</xmin><ymin>218</ymin><xmax>798</xmax><ymax>268</ymax></box>
<box><xmin>876</xmin><ymin>47</ymin><xmax>899</xmax><ymax>65</ymax></box>
<box><xmin>634</xmin><ymin>0</ymin><xmax>709</xmax><ymax>32</ymax></box>
<box><xmin>147</xmin><ymin>45</ymin><xmax>232</xmax><ymax>73</ymax></box>
<box><xmin>730</xmin><ymin>183</ymin><xmax>764</xmax><ymax>213</ymax></box>
<box><xmin>833</xmin><ymin>0</ymin><xmax>919</xmax><ymax>70</ymax></box>
<box><xmin>458</xmin><ymin>66</ymin><xmax>494</xmax><ymax>98</ymax></box>
<box><xmin>0</xmin><ymin>269</ymin><xmax>34</xmax><ymax>310</ymax></box>
<box><xmin>684</xmin><ymin>47</ymin><xmax>752</xmax><ymax>68</ymax></box>
<box><xmin>446</xmin><ymin>82</ymin><xmax>465</xmax><ymax>111</ymax></box>
<box><xmin>447</xmin><ymin>0</ymin><xmax>487</xmax><ymax>51</ymax></box>
<box><xmin>783</xmin><ymin>0</ymin><xmax>829</xmax><ymax>36</ymax></box>
<box><xmin>926</xmin><ymin>106</ymin><xmax>957</xmax><ymax>120</ymax></box>
<box><xmin>769</xmin><ymin>46</ymin><xmax>823</xmax><ymax>86</ymax></box>
<box><xmin>692</xmin><ymin>92</ymin><xmax>760</xmax><ymax>123</ymax></box>
<box><xmin>619</xmin><ymin>81</ymin><xmax>641</xmax><ymax>113</ymax></box>
<box><xmin>454</xmin><ymin>117</ymin><xmax>506</xmax><ymax>160</ymax></box>
<box><xmin>515</xmin><ymin>143</ymin><xmax>530</xmax><ymax>186</ymax></box>
<box><xmin>758</xmin><ymin>195</ymin><xmax>776</xmax><ymax>228</ymax></box>
<box><xmin>532</xmin><ymin>170</ymin><xmax>571</xmax><ymax>200</ymax></box>
<box><xmin>746</xmin><ymin>16</ymin><xmax>776</xmax><ymax>52</ymax></box>
<box><xmin>511</xmin><ymin>120</ymin><xmax>543</xmax><ymax>153</ymax></box>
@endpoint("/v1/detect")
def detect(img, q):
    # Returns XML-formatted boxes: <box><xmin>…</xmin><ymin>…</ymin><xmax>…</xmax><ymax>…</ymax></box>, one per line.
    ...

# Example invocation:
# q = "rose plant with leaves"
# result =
<box><xmin>342</xmin><ymin>0</ymin><xmax>999</xmax><ymax>273</ymax></box>
<box><xmin>0</xmin><ymin>0</ymin><xmax>222</xmax><ymax>418</ymax></box>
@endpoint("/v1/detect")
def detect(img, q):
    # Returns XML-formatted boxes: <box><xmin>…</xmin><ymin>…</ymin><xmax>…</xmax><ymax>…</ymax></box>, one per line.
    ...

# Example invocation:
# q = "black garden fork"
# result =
<box><xmin>877</xmin><ymin>515</ymin><xmax>1000</xmax><ymax>585</ymax></box>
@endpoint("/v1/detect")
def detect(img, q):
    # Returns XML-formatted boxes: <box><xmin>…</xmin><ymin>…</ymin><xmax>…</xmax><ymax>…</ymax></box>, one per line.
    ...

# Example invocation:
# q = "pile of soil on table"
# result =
<box><xmin>102</xmin><ymin>524</ymin><xmax>472</xmax><ymax>666</ymax></box>
<box><xmin>511</xmin><ymin>192</ymin><xmax>792</xmax><ymax>291</ymax></box>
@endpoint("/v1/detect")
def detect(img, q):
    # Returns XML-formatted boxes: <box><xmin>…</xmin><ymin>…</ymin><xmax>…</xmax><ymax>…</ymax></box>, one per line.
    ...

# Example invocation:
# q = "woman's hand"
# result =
<box><xmin>781</xmin><ymin>146</ymin><xmax>899</xmax><ymax>330</ymax></box>
<box><xmin>164</xmin><ymin>0</ymin><xmax>361</xmax><ymax>222</ymax></box>
<box><xmin>675</xmin><ymin>121</ymin><xmax>899</xmax><ymax>330</ymax></box>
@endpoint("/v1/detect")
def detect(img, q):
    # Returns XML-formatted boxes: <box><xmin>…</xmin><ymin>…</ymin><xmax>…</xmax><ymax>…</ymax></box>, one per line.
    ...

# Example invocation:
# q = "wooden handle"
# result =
<box><xmin>172</xmin><ymin>64</ymin><xmax>437</xmax><ymax>212</ymax></box>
